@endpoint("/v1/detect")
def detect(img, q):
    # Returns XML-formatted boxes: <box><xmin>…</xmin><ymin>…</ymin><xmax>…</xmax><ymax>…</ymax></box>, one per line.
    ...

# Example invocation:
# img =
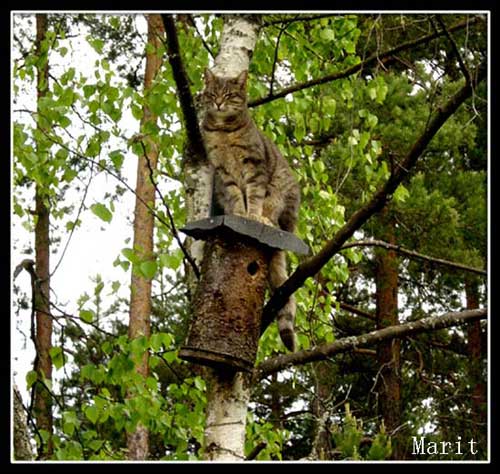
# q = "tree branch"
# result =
<box><xmin>249</xmin><ymin>17</ymin><xmax>482</xmax><ymax>108</ymax></box>
<box><xmin>261</xmin><ymin>60</ymin><xmax>486</xmax><ymax>330</ymax></box>
<box><xmin>161</xmin><ymin>14</ymin><xmax>207</xmax><ymax>165</ymax></box>
<box><xmin>340</xmin><ymin>239</ymin><xmax>487</xmax><ymax>276</ymax></box>
<box><xmin>255</xmin><ymin>308</ymin><xmax>487</xmax><ymax>380</ymax></box>
<box><xmin>262</xmin><ymin>14</ymin><xmax>338</xmax><ymax>28</ymax></box>
<box><xmin>338</xmin><ymin>301</ymin><xmax>376</xmax><ymax>321</ymax></box>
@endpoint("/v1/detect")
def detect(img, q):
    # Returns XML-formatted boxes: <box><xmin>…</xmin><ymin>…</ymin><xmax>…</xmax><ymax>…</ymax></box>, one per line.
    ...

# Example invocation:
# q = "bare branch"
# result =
<box><xmin>161</xmin><ymin>14</ymin><xmax>207</xmax><ymax>166</ymax></box>
<box><xmin>435</xmin><ymin>15</ymin><xmax>473</xmax><ymax>86</ymax></box>
<box><xmin>340</xmin><ymin>239</ymin><xmax>487</xmax><ymax>276</ymax></box>
<box><xmin>338</xmin><ymin>301</ymin><xmax>376</xmax><ymax>321</ymax></box>
<box><xmin>255</xmin><ymin>308</ymin><xmax>487</xmax><ymax>380</ymax></box>
<box><xmin>245</xmin><ymin>442</ymin><xmax>267</xmax><ymax>460</ymax></box>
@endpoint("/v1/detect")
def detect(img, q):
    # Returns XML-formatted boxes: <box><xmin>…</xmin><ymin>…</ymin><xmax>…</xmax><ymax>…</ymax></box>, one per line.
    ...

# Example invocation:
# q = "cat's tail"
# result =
<box><xmin>269</xmin><ymin>250</ymin><xmax>296</xmax><ymax>352</ymax></box>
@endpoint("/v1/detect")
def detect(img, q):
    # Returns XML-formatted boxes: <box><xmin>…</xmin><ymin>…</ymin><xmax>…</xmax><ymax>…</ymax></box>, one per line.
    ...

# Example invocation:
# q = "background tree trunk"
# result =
<box><xmin>34</xmin><ymin>13</ymin><xmax>53</xmax><ymax>458</ymax></box>
<box><xmin>126</xmin><ymin>14</ymin><xmax>164</xmax><ymax>460</ymax></box>
<box><xmin>310</xmin><ymin>360</ymin><xmax>334</xmax><ymax>460</ymax></box>
<box><xmin>13</xmin><ymin>386</ymin><xmax>33</xmax><ymax>460</ymax></box>
<box><xmin>374</xmin><ymin>208</ymin><xmax>402</xmax><ymax>459</ymax></box>
<box><xmin>465</xmin><ymin>278</ymin><xmax>486</xmax><ymax>439</ymax></box>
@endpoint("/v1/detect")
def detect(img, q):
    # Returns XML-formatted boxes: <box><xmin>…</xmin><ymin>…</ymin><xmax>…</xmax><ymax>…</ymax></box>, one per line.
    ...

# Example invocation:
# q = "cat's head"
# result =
<box><xmin>202</xmin><ymin>69</ymin><xmax>248</xmax><ymax>125</ymax></box>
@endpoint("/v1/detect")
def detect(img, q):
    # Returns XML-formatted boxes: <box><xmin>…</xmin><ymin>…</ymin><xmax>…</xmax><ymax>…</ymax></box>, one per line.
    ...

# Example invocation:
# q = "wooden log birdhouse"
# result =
<box><xmin>179</xmin><ymin>215</ymin><xmax>309</xmax><ymax>372</ymax></box>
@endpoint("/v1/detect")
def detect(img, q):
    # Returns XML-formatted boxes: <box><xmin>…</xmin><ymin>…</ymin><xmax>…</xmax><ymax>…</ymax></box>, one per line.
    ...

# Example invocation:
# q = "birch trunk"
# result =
<box><xmin>13</xmin><ymin>386</ymin><xmax>33</xmax><ymax>460</ymax></box>
<box><xmin>190</xmin><ymin>15</ymin><xmax>261</xmax><ymax>461</ymax></box>
<box><xmin>126</xmin><ymin>14</ymin><xmax>164</xmax><ymax>460</ymax></box>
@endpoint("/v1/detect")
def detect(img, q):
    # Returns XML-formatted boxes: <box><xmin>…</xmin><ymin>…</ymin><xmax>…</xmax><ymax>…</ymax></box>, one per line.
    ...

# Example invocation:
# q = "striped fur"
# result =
<box><xmin>201</xmin><ymin>69</ymin><xmax>300</xmax><ymax>352</ymax></box>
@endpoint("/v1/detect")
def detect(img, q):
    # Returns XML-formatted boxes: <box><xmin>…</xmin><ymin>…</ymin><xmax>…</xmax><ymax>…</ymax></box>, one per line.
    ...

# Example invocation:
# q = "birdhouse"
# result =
<box><xmin>179</xmin><ymin>215</ymin><xmax>309</xmax><ymax>372</ymax></box>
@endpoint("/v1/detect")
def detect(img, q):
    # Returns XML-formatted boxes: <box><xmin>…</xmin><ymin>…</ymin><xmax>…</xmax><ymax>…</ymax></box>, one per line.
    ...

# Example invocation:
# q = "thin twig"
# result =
<box><xmin>138</xmin><ymin>139</ymin><xmax>200</xmax><ymax>279</ymax></box>
<box><xmin>340</xmin><ymin>239</ymin><xmax>487</xmax><ymax>276</ymax></box>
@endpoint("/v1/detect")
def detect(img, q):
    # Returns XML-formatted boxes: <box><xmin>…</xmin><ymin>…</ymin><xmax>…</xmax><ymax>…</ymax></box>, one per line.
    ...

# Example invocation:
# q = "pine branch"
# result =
<box><xmin>255</xmin><ymin>308</ymin><xmax>487</xmax><ymax>380</ymax></box>
<box><xmin>261</xmin><ymin>59</ymin><xmax>487</xmax><ymax>330</ymax></box>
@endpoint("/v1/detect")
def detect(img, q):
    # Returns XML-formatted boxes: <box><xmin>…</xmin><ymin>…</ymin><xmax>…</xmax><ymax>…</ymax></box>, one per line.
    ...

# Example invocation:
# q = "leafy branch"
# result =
<box><xmin>249</xmin><ymin>17</ymin><xmax>483</xmax><ymax>108</ymax></box>
<box><xmin>261</xmin><ymin>59</ymin><xmax>487</xmax><ymax>329</ymax></box>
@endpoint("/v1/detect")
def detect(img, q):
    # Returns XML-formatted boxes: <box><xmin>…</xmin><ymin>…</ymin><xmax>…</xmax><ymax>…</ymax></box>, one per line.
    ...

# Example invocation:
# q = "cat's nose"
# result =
<box><xmin>214</xmin><ymin>98</ymin><xmax>224</xmax><ymax>109</ymax></box>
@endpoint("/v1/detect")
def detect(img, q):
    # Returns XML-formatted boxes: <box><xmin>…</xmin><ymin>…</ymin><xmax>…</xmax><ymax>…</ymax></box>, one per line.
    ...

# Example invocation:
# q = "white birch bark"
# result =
<box><xmin>197</xmin><ymin>14</ymin><xmax>261</xmax><ymax>462</ymax></box>
<box><xmin>13</xmin><ymin>385</ymin><xmax>33</xmax><ymax>460</ymax></box>
<box><xmin>185</xmin><ymin>15</ymin><xmax>261</xmax><ymax>267</ymax></box>
<box><xmin>204</xmin><ymin>371</ymin><xmax>252</xmax><ymax>461</ymax></box>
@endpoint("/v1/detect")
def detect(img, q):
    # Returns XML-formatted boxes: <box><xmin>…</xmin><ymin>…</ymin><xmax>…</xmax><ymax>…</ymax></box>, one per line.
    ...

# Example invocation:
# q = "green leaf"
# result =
<box><xmin>83</xmin><ymin>84</ymin><xmax>96</xmax><ymax>99</ymax></box>
<box><xmin>393</xmin><ymin>184</ymin><xmax>410</xmax><ymax>203</ymax></box>
<box><xmin>194</xmin><ymin>377</ymin><xmax>206</xmax><ymax>392</ymax></box>
<box><xmin>159</xmin><ymin>250</ymin><xmax>183</xmax><ymax>270</ymax></box>
<box><xmin>122</xmin><ymin>248</ymin><xmax>140</xmax><ymax>264</ymax></box>
<box><xmin>163</xmin><ymin>350</ymin><xmax>178</xmax><ymax>364</ymax></box>
<box><xmin>88</xmin><ymin>38</ymin><xmax>104</xmax><ymax>54</ymax></box>
<box><xmin>140</xmin><ymin>260</ymin><xmax>157</xmax><ymax>280</ymax></box>
<box><xmin>81</xmin><ymin>364</ymin><xmax>96</xmax><ymax>381</ymax></box>
<box><xmin>85</xmin><ymin>405</ymin><xmax>99</xmax><ymax>424</ymax></box>
<box><xmin>109</xmin><ymin>150</ymin><xmax>124</xmax><ymax>170</ymax></box>
<box><xmin>320</xmin><ymin>29</ymin><xmax>335</xmax><ymax>42</ymax></box>
<box><xmin>49</xmin><ymin>346</ymin><xmax>65</xmax><ymax>370</ymax></box>
<box><xmin>146</xmin><ymin>376</ymin><xmax>158</xmax><ymax>391</ymax></box>
<box><xmin>101</xmin><ymin>341</ymin><xmax>112</xmax><ymax>355</ymax></box>
<box><xmin>79</xmin><ymin>309</ymin><xmax>95</xmax><ymax>324</ymax></box>
<box><xmin>90</xmin><ymin>203</ymin><xmax>113</xmax><ymax>223</ymax></box>
<box><xmin>26</xmin><ymin>370</ymin><xmax>38</xmax><ymax>389</ymax></box>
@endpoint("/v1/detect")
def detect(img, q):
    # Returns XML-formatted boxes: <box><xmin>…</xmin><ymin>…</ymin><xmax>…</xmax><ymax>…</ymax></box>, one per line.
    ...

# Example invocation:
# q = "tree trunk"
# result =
<box><xmin>13</xmin><ymin>386</ymin><xmax>33</xmax><ymax>460</ymax></box>
<box><xmin>126</xmin><ymin>14</ymin><xmax>164</xmax><ymax>460</ymax></box>
<box><xmin>374</xmin><ymin>208</ymin><xmax>402</xmax><ymax>459</ymax></box>
<box><xmin>465</xmin><ymin>278</ymin><xmax>486</xmax><ymax>439</ymax></box>
<box><xmin>34</xmin><ymin>13</ymin><xmax>53</xmax><ymax>458</ymax></box>
<box><xmin>310</xmin><ymin>360</ymin><xmax>334</xmax><ymax>460</ymax></box>
<box><xmin>186</xmin><ymin>15</ymin><xmax>261</xmax><ymax>461</ymax></box>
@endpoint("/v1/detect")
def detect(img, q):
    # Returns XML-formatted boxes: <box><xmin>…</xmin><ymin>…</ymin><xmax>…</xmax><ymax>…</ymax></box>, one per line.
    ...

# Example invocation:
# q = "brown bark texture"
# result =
<box><xmin>34</xmin><ymin>13</ymin><xmax>53</xmax><ymax>458</ymax></box>
<box><xmin>310</xmin><ymin>360</ymin><xmax>334</xmax><ymax>460</ymax></box>
<box><xmin>465</xmin><ymin>278</ymin><xmax>487</xmax><ymax>435</ymax></box>
<box><xmin>180</xmin><ymin>237</ymin><xmax>269</xmax><ymax>372</ymax></box>
<box><xmin>126</xmin><ymin>13</ymin><xmax>164</xmax><ymax>461</ymax></box>
<box><xmin>374</xmin><ymin>210</ymin><xmax>402</xmax><ymax>459</ymax></box>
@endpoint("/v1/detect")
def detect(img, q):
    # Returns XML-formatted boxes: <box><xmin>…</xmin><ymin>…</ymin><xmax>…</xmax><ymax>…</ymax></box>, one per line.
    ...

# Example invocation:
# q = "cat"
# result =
<box><xmin>200</xmin><ymin>68</ymin><xmax>300</xmax><ymax>352</ymax></box>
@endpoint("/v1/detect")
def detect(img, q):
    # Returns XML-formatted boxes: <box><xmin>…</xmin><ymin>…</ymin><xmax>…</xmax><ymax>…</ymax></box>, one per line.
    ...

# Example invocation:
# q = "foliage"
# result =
<box><xmin>12</xmin><ymin>13</ymin><xmax>487</xmax><ymax>461</ymax></box>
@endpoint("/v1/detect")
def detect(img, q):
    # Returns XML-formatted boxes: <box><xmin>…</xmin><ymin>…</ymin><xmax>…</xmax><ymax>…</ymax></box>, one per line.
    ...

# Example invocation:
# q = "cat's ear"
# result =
<box><xmin>204</xmin><ymin>68</ymin><xmax>216</xmax><ymax>84</ymax></box>
<box><xmin>235</xmin><ymin>70</ymin><xmax>248</xmax><ymax>89</ymax></box>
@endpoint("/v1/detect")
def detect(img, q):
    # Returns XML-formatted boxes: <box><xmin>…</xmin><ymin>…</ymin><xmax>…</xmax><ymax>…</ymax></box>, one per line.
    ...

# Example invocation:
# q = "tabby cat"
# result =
<box><xmin>201</xmin><ymin>68</ymin><xmax>300</xmax><ymax>352</ymax></box>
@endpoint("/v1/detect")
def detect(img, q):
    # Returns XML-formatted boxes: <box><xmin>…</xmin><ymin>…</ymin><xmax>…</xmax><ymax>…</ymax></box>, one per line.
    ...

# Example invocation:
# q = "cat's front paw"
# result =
<box><xmin>247</xmin><ymin>213</ymin><xmax>274</xmax><ymax>227</ymax></box>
